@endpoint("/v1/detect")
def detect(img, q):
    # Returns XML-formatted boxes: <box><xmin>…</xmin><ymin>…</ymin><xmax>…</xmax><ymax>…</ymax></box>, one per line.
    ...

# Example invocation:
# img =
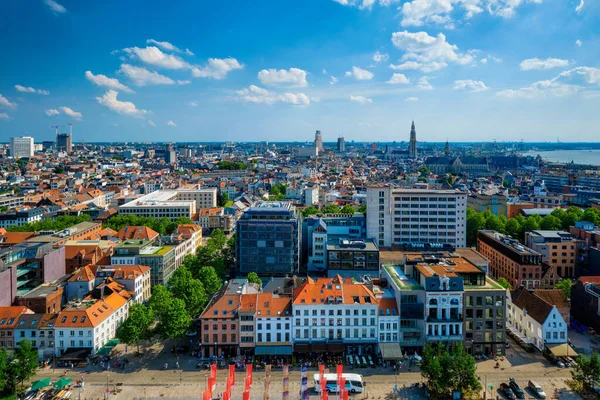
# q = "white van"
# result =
<box><xmin>313</xmin><ymin>373</ymin><xmax>364</xmax><ymax>394</ymax></box>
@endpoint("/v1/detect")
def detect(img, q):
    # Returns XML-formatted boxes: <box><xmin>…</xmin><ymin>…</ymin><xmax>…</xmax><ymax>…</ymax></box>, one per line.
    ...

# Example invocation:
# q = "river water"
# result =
<box><xmin>524</xmin><ymin>150</ymin><xmax>600</xmax><ymax>166</ymax></box>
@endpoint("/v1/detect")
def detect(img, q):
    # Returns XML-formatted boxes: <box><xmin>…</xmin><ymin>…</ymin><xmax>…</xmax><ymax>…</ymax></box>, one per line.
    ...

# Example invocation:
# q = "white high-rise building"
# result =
<box><xmin>366</xmin><ymin>186</ymin><xmax>467</xmax><ymax>248</ymax></box>
<box><xmin>9</xmin><ymin>136</ymin><xmax>35</xmax><ymax>158</ymax></box>
<box><xmin>314</xmin><ymin>130</ymin><xmax>323</xmax><ymax>152</ymax></box>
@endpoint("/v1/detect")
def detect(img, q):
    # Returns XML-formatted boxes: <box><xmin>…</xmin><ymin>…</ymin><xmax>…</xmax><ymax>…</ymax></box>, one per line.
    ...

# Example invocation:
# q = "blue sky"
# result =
<box><xmin>0</xmin><ymin>0</ymin><xmax>598</xmax><ymax>143</ymax></box>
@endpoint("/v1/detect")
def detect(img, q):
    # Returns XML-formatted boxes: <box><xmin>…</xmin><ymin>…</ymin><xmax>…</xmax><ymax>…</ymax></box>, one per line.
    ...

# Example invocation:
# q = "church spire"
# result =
<box><xmin>409</xmin><ymin>121</ymin><xmax>417</xmax><ymax>160</ymax></box>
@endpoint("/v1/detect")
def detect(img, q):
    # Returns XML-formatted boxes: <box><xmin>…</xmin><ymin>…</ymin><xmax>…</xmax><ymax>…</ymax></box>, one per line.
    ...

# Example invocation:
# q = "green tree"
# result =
<box><xmin>541</xmin><ymin>215</ymin><xmax>562</xmax><ymax>230</ymax></box>
<box><xmin>0</xmin><ymin>349</ymin><xmax>7</xmax><ymax>394</ymax></box>
<box><xmin>247</xmin><ymin>272</ymin><xmax>262</xmax><ymax>287</ymax></box>
<box><xmin>583</xmin><ymin>208</ymin><xmax>600</xmax><ymax>226</ymax></box>
<box><xmin>209</xmin><ymin>229</ymin><xmax>227</xmax><ymax>250</ymax></box>
<box><xmin>521</xmin><ymin>216</ymin><xmax>542</xmax><ymax>240</ymax></box>
<box><xmin>357</xmin><ymin>204</ymin><xmax>367</xmax><ymax>216</ymax></box>
<box><xmin>466</xmin><ymin>208</ymin><xmax>486</xmax><ymax>245</ymax></box>
<box><xmin>301</xmin><ymin>206</ymin><xmax>319</xmax><ymax>218</ymax></box>
<box><xmin>497</xmin><ymin>277</ymin><xmax>512</xmax><ymax>290</ymax></box>
<box><xmin>168</xmin><ymin>267</ymin><xmax>208</xmax><ymax>317</ymax></box>
<box><xmin>418</xmin><ymin>166</ymin><xmax>430</xmax><ymax>176</ymax></box>
<box><xmin>197</xmin><ymin>266</ymin><xmax>222</xmax><ymax>297</ymax></box>
<box><xmin>323</xmin><ymin>204</ymin><xmax>341</xmax><ymax>214</ymax></box>
<box><xmin>340</xmin><ymin>205</ymin><xmax>356</xmax><ymax>215</ymax></box>
<box><xmin>572</xmin><ymin>351</ymin><xmax>600</xmax><ymax>390</ymax></box>
<box><xmin>149</xmin><ymin>285</ymin><xmax>173</xmax><ymax>317</ymax></box>
<box><xmin>156</xmin><ymin>299</ymin><xmax>192</xmax><ymax>339</ymax></box>
<box><xmin>505</xmin><ymin>218</ymin><xmax>522</xmax><ymax>239</ymax></box>
<box><xmin>485</xmin><ymin>215</ymin><xmax>506</xmax><ymax>233</ymax></box>
<box><xmin>115</xmin><ymin>303</ymin><xmax>155</xmax><ymax>353</ymax></box>
<box><xmin>449</xmin><ymin>343</ymin><xmax>481</xmax><ymax>396</ymax></box>
<box><xmin>555</xmin><ymin>279</ymin><xmax>572</xmax><ymax>298</ymax></box>
<box><xmin>12</xmin><ymin>340</ymin><xmax>38</xmax><ymax>389</ymax></box>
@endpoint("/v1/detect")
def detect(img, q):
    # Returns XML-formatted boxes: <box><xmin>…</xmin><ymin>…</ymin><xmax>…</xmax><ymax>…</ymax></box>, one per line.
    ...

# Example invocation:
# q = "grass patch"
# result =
<box><xmin>224</xmin><ymin>200</ymin><xmax>233</xmax><ymax>208</ymax></box>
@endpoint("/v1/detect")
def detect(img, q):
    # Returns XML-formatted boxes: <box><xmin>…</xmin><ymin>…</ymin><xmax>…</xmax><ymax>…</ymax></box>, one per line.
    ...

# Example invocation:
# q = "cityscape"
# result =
<box><xmin>1</xmin><ymin>1</ymin><xmax>600</xmax><ymax>400</ymax></box>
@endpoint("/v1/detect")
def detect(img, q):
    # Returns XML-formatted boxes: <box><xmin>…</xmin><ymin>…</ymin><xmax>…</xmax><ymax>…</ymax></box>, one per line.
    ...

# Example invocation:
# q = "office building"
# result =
<box><xmin>0</xmin><ymin>208</ymin><xmax>44</xmax><ymax>228</ymax></box>
<box><xmin>9</xmin><ymin>136</ymin><xmax>34</xmax><ymax>158</ymax></box>
<box><xmin>165</xmin><ymin>143</ymin><xmax>176</xmax><ymax>164</ymax></box>
<box><xmin>118</xmin><ymin>190</ymin><xmax>195</xmax><ymax>219</ymax></box>
<box><xmin>236</xmin><ymin>202</ymin><xmax>299</xmax><ymax>276</ymax></box>
<box><xmin>366</xmin><ymin>186</ymin><xmax>467</xmax><ymax>248</ymax></box>
<box><xmin>408</xmin><ymin>121</ymin><xmax>417</xmax><ymax>159</ymax></box>
<box><xmin>337</xmin><ymin>136</ymin><xmax>345</xmax><ymax>152</ymax></box>
<box><xmin>56</xmin><ymin>133</ymin><xmax>72</xmax><ymax>153</ymax></box>
<box><xmin>314</xmin><ymin>130</ymin><xmax>323</xmax><ymax>152</ymax></box>
<box><xmin>525</xmin><ymin>230</ymin><xmax>578</xmax><ymax>278</ymax></box>
<box><xmin>477</xmin><ymin>230</ymin><xmax>542</xmax><ymax>289</ymax></box>
<box><xmin>326</xmin><ymin>239</ymin><xmax>379</xmax><ymax>277</ymax></box>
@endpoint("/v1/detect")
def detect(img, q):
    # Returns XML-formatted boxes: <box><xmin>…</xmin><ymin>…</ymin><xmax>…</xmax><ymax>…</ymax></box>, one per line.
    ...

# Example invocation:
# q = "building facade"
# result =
<box><xmin>525</xmin><ymin>230</ymin><xmax>578</xmax><ymax>279</ymax></box>
<box><xmin>9</xmin><ymin>136</ymin><xmax>34</xmax><ymax>158</ymax></box>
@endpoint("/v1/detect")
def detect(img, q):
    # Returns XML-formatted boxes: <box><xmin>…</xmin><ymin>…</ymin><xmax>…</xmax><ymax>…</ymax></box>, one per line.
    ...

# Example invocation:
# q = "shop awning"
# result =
<box><xmin>547</xmin><ymin>343</ymin><xmax>578</xmax><ymax>358</ymax></box>
<box><xmin>294</xmin><ymin>344</ymin><xmax>311</xmax><ymax>353</ymax></box>
<box><xmin>379</xmin><ymin>343</ymin><xmax>404</xmax><ymax>360</ymax></box>
<box><xmin>311</xmin><ymin>343</ymin><xmax>327</xmax><ymax>353</ymax></box>
<box><xmin>255</xmin><ymin>345</ymin><xmax>293</xmax><ymax>356</ymax></box>
<box><xmin>327</xmin><ymin>343</ymin><xmax>345</xmax><ymax>353</ymax></box>
<box><xmin>58</xmin><ymin>348</ymin><xmax>92</xmax><ymax>361</ymax></box>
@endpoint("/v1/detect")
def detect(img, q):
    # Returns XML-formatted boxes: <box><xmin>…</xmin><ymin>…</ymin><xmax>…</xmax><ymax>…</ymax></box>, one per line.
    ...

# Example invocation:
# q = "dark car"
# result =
<box><xmin>500</xmin><ymin>383</ymin><xmax>517</xmax><ymax>400</ymax></box>
<box><xmin>509</xmin><ymin>378</ymin><xmax>525</xmax><ymax>399</ymax></box>
<box><xmin>171</xmin><ymin>345</ymin><xmax>189</xmax><ymax>353</ymax></box>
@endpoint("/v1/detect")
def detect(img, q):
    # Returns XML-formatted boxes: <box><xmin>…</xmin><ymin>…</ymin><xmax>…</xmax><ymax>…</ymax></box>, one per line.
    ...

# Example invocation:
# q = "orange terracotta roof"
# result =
<box><xmin>293</xmin><ymin>276</ymin><xmax>378</xmax><ymax>305</ymax></box>
<box><xmin>378</xmin><ymin>298</ymin><xmax>398</xmax><ymax>314</ymax></box>
<box><xmin>55</xmin><ymin>300</ymin><xmax>117</xmax><ymax>328</ymax></box>
<box><xmin>117</xmin><ymin>226</ymin><xmax>159</xmax><ymax>241</ymax></box>
<box><xmin>0</xmin><ymin>306</ymin><xmax>34</xmax><ymax>328</ymax></box>
<box><xmin>201</xmin><ymin>294</ymin><xmax>240</xmax><ymax>320</ymax></box>
<box><xmin>256</xmin><ymin>294</ymin><xmax>291</xmax><ymax>317</ymax></box>
<box><xmin>0</xmin><ymin>231</ymin><xmax>35</xmax><ymax>245</ymax></box>
<box><xmin>68</xmin><ymin>266</ymin><xmax>96</xmax><ymax>283</ymax></box>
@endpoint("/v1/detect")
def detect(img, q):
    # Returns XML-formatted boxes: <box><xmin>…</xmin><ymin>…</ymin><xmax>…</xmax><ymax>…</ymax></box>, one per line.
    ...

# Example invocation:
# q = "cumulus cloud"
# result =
<box><xmin>59</xmin><ymin>106</ymin><xmax>83</xmax><ymax>120</ymax></box>
<box><xmin>575</xmin><ymin>0</ymin><xmax>584</xmax><ymax>13</ymax></box>
<box><xmin>520</xmin><ymin>58</ymin><xmax>570</xmax><ymax>71</ymax></box>
<box><xmin>85</xmin><ymin>71</ymin><xmax>134</xmax><ymax>93</ymax></box>
<box><xmin>15</xmin><ymin>85</ymin><xmax>49</xmax><ymax>95</ymax></box>
<box><xmin>417</xmin><ymin>76</ymin><xmax>433</xmax><ymax>90</ymax></box>
<box><xmin>349</xmin><ymin>95</ymin><xmax>373</xmax><ymax>104</ymax></box>
<box><xmin>188</xmin><ymin>101</ymin><xmax>199</xmax><ymax>107</ymax></box>
<box><xmin>373</xmin><ymin>51</ymin><xmax>389</xmax><ymax>63</ymax></box>
<box><xmin>123</xmin><ymin>46</ymin><xmax>191</xmax><ymax>70</ymax></box>
<box><xmin>236</xmin><ymin>85</ymin><xmax>310</xmax><ymax>106</ymax></box>
<box><xmin>345</xmin><ymin>66</ymin><xmax>374</xmax><ymax>80</ymax></box>
<box><xmin>330</xmin><ymin>76</ymin><xmax>339</xmax><ymax>85</ymax></box>
<box><xmin>192</xmin><ymin>58</ymin><xmax>244</xmax><ymax>79</ymax></box>
<box><xmin>404</xmin><ymin>97</ymin><xmax>419</xmax><ymax>102</ymax></box>
<box><xmin>386</xmin><ymin>73</ymin><xmax>410</xmax><ymax>84</ymax></box>
<box><xmin>167</xmin><ymin>120</ymin><xmax>177</xmax><ymax>127</ymax></box>
<box><xmin>148</xmin><ymin>120</ymin><xmax>156</xmax><ymax>127</ymax></box>
<box><xmin>96</xmin><ymin>90</ymin><xmax>149</xmax><ymax>117</ymax></box>
<box><xmin>576</xmin><ymin>40</ymin><xmax>582</xmax><ymax>47</ymax></box>
<box><xmin>257</xmin><ymin>68</ymin><xmax>308</xmax><ymax>87</ymax></box>
<box><xmin>496</xmin><ymin>66</ymin><xmax>600</xmax><ymax>99</ymax></box>
<box><xmin>331</xmin><ymin>0</ymin><xmax>399</xmax><ymax>9</ymax></box>
<box><xmin>45</xmin><ymin>109</ymin><xmax>60</xmax><ymax>116</ymax></box>
<box><xmin>453</xmin><ymin>79</ymin><xmax>489</xmax><ymax>92</ymax></box>
<box><xmin>119</xmin><ymin>64</ymin><xmax>177</xmax><ymax>86</ymax></box>
<box><xmin>43</xmin><ymin>0</ymin><xmax>66</xmax><ymax>13</ymax></box>
<box><xmin>146</xmin><ymin>39</ymin><xmax>194</xmax><ymax>56</ymax></box>
<box><xmin>0</xmin><ymin>113</ymin><xmax>9</xmax><ymax>121</ymax></box>
<box><xmin>0</xmin><ymin>94</ymin><xmax>17</xmax><ymax>108</ymax></box>
<box><xmin>391</xmin><ymin>31</ymin><xmax>474</xmax><ymax>72</ymax></box>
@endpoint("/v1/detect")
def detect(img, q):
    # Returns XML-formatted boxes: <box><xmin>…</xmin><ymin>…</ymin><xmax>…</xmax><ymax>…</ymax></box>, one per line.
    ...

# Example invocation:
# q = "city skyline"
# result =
<box><xmin>0</xmin><ymin>0</ymin><xmax>599</xmax><ymax>142</ymax></box>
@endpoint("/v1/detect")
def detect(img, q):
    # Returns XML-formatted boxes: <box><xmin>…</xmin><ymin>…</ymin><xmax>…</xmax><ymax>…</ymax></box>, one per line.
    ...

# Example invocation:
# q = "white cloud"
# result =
<box><xmin>167</xmin><ymin>120</ymin><xmax>177</xmax><ymax>127</ymax></box>
<box><xmin>257</xmin><ymin>68</ymin><xmax>308</xmax><ymax>87</ymax></box>
<box><xmin>45</xmin><ymin>109</ymin><xmax>60</xmax><ymax>116</ymax></box>
<box><xmin>192</xmin><ymin>58</ymin><xmax>244</xmax><ymax>79</ymax></box>
<box><xmin>453</xmin><ymin>79</ymin><xmax>489</xmax><ymax>92</ymax></box>
<box><xmin>404</xmin><ymin>97</ymin><xmax>419</xmax><ymax>102</ymax></box>
<box><xmin>480</xmin><ymin>58</ymin><xmax>488</xmax><ymax>64</ymax></box>
<box><xmin>386</xmin><ymin>73</ymin><xmax>411</xmax><ymax>84</ymax></box>
<box><xmin>373</xmin><ymin>51</ymin><xmax>389</xmax><ymax>63</ymax></box>
<box><xmin>400</xmin><ymin>0</ymin><xmax>460</xmax><ymax>27</ymax></box>
<box><xmin>331</xmin><ymin>0</ymin><xmax>399</xmax><ymax>8</ymax></box>
<box><xmin>575</xmin><ymin>0</ymin><xmax>584</xmax><ymax>13</ymax></box>
<box><xmin>345</xmin><ymin>66</ymin><xmax>374</xmax><ymax>80</ymax></box>
<box><xmin>417</xmin><ymin>76</ymin><xmax>433</xmax><ymax>90</ymax></box>
<box><xmin>177</xmin><ymin>80</ymin><xmax>191</xmax><ymax>85</ymax></box>
<box><xmin>123</xmin><ymin>46</ymin><xmax>190</xmax><ymax>70</ymax></box>
<box><xmin>119</xmin><ymin>64</ymin><xmax>177</xmax><ymax>86</ymax></box>
<box><xmin>0</xmin><ymin>113</ymin><xmax>9</xmax><ymax>120</ymax></box>
<box><xmin>349</xmin><ymin>95</ymin><xmax>373</xmax><ymax>104</ymax></box>
<box><xmin>496</xmin><ymin>66</ymin><xmax>600</xmax><ymax>99</ymax></box>
<box><xmin>576</xmin><ymin>40</ymin><xmax>582</xmax><ymax>47</ymax></box>
<box><xmin>148</xmin><ymin>120</ymin><xmax>156</xmax><ymax>127</ymax></box>
<box><xmin>146</xmin><ymin>39</ymin><xmax>194</xmax><ymax>56</ymax></box>
<box><xmin>15</xmin><ymin>85</ymin><xmax>49</xmax><ymax>95</ymax></box>
<box><xmin>96</xmin><ymin>90</ymin><xmax>149</xmax><ymax>117</ymax></box>
<box><xmin>390</xmin><ymin>61</ymin><xmax>421</xmax><ymax>70</ymax></box>
<box><xmin>188</xmin><ymin>101</ymin><xmax>199</xmax><ymax>107</ymax></box>
<box><xmin>330</xmin><ymin>76</ymin><xmax>339</xmax><ymax>85</ymax></box>
<box><xmin>322</xmin><ymin>69</ymin><xmax>328</xmax><ymax>75</ymax></box>
<box><xmin>520</xmin><ymin>58</ymin><xmax>570</xmax><ymax>71</ymax></box>
<box><xmin>391</xmin><ymin>31</ymin><xmax>474</xmax><ymax>72</ymax></box>
<box><xmin>0</xmin><ymin>94</ymin><xmax>16</xmax><ymax>108</ymax></box>
<box><xmin>85</xmin><ymin>71</ymin><xmax>134</xmax><ymax>93</ymax></box>
<box><xmin>236</xmin><ymin>85</ymin><xmax>310</xmax><ymax>106</ymax></box>
<box><xmin>59</xmin><ymin>106</ymin><xmax>83</xmax><ymax>120</ymax></box>
<box><xmin>43</xmin><ymin>0</ymin><xmax>66</xmax><ymax>13</ymax></box>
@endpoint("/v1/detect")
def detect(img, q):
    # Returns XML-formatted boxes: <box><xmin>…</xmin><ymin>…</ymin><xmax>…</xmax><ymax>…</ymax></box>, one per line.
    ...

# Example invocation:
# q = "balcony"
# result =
<box><xmin>399</xmin><ymin>339</ymin><xmax>423</xmax><ymax>347</ymax></box>
<box><xmin>426</xmin><ymin>335</ymin><xmax>463</xmax><ymax>341</ymax></box>
<box><xmin>427</xmin><ymin>316</ymin><xmax>463</xmax><ymax>323</ymax></box>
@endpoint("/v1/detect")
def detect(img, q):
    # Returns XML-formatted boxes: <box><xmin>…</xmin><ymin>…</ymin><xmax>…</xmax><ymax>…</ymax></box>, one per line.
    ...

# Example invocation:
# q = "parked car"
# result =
<box><xmin>528</xmin><ymin>380</ymin><xmax>546</xmax><ymax>399</ymax></box>
<box><xmin>500</xmin><ymin>383</ymin><xmax>516</xmax><ymax>400</ymax></box>
<box><xmin>171</xmin><ymin>345</ymin><xmax>189</xmax><ymax>353</ymax></box>
<box><xmin>556</xmin><ymin>361</ymin><xmax>565</xmax><ymax>368</ymax></box>
<box><xmin>508</xmin><ymin>378</ymin><xmax>525</xmax><ymax>399</ymax></box>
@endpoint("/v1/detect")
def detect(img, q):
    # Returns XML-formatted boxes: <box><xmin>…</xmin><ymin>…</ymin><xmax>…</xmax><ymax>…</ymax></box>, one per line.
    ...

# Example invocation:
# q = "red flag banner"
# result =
<box><xmin>245</xmin><ymin>376</ymin><xmax>251</xmax><ymax>391</ymax></box>
<box><xmin>243</xmin><ymin>390</ymin><xmax>250</xmax><ymax>400</ymax></box>
<box><xmin>229</xmin><ymin>364</ymin><xmax>235</xmax><ymax>386</ymax></box>
<box><xmin>211</xmin><ymin>363</ymin><xmax>217</xmax><ymax>379</ymax></box>
<box><xmin>202</xmin><ymin>391</ymin><xmax>210</xmax><ymax>400</ymax></box>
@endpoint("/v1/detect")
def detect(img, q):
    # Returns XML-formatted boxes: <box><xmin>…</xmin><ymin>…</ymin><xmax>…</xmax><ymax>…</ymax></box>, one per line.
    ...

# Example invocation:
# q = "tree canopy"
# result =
<box><xmin>572</xmin><ymin>351</ymin><xmax>600</xmax><ymax>391</ymax></box>
<box><xmin>216</xmin><ymin>161</ymin><xmax>247</xmax><ymax>170</ymax></box>
<box><xmin>168</xmin><ymin>266</ymin><xmax>208</xmax><ymax>317</ymax></box>
<box><xmin>104</xmin><ymin>215</ymin><xmax>193</xmax><ymax>236</ymax></box>
<box><xmin>7</xmin><ymin>214</ymin><xmax>90</xmax><ymax>233</ymax></box>
<box><xmin>156</xmin><ymin>298</ymin><xmax>192</xmax><ymax>339</ymax></box>
<box><xmin>115</xmin><ymin>303</ymin><xmax>154</xmax><ymax>353</ymax></box>
<box><xmin>555</xmin><ymin>279</ymin><xmax>572</xmax><ymax>298</ymax></box>
<box><xmin>497</xmin><ymin>277</ymin><xmax>512</xmax><ymax>290</ymax></box>
<box><xmin>247</xmin><ymin>272</ymin><xmax>262</xmax><ymax>287</ymax></box>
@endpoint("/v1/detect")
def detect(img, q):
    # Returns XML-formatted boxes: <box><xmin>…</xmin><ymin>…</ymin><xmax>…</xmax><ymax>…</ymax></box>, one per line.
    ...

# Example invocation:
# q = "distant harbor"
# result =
<box><xmin>524</xmin><ymin>149</ymin><xmax>600</xmax><ymax>166</ymax></box>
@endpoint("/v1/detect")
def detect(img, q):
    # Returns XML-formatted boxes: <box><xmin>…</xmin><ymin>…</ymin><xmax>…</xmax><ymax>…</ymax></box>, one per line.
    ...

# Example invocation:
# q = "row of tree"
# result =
<box><xmin>216</xmin><ymin>161</ymin><xmax>248</xmax><ymax>171</ymax></box>
<box><xmin>0</xmin><ymin>341</ymin><xmax>39</xmax><ymax>396</ymax></box>
<box><xmin>104</xmin><ymin>215</ymin><xmax>194</xmax><ymax>236</ymax></box>
<box><xmin>466</xmin><ymin>206</ymin><xmax>600</xmax><ymax>245</ymax></box>
<box><xmin>7</xmin><ymin>214</ymin><xmax>91</xmax><ymax>233</ymax></box>
<box><xmin>301</xmin><ymin>204</ymin><xmax>366</xmax><ymax>218</ymax></box>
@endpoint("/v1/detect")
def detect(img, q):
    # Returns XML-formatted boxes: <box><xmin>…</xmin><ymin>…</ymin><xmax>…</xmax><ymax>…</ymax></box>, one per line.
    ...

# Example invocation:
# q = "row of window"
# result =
<box><xmin>295</xmin><ymin>328</ymin><xmax>376</xmax><ymax>339</ymax></box>
<box><xmin>295</xmin><ymin>309</ymin><xmax>375</xmax><ymax>316</ymax></box>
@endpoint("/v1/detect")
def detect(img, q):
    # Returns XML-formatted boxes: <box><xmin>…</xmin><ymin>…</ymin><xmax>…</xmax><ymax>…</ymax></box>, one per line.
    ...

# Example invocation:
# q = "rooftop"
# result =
<box><xmin>383</xmin><ymin>264</ymin><xmax>423</xmax><ymax>291</ymax></box>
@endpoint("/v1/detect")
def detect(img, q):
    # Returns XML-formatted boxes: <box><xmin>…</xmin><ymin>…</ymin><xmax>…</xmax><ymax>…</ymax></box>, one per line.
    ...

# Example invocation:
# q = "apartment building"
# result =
<box><xmin>94</xmin><ymin>265</ymin><xmax>151</xmax><ymax>303</ymax></box>
<box><xmin>9</xmin><ymin>136</ymin><xmax>35</xmax><ymax>158</ymax></box>
<box><xmin>366</xmin><ymin>186</ymin><xmax>467</xmax><ymax>248</ymax></box>
<box><xmin>118</xmin><ymin>190</ymin><xmax>195</xmax><ymax>219</ymax></box>
<box><xmin>254</xmin><ymin>294</ymin><xmax>293</xmax><ymax>357</ymax></box>
<box><xmin>237</xmin><ymin>202</ymin><xmax>299</xmax><ymax>276</ymax></box>
<box><xmin>326</xmin><ymin>239</ymin><xmax>379</xmax><ymax>276</ymax></box>
<box><xmin>0</xmin><ymin>306</ymin><xmax>34</xmax><ymax>351</ymax></box>
<box><xmin>292</xmin><ymin>275</ymin><xmax>379</xmax><ymax>356</ymax></box>
<box><xmin>175</xmin><ymin>188</ymin><xmax>218</xmax><ymax>210</ymax></box>
<box><xmin>477</xmin><ymin>230</ymin><xmax>542</xmax><ymax>289</ymax></box>
<box><xmin>200</xmin><ymin>293</ymin><xmax>240</xmax><ymax>358</ymax></box>
<box><xmin>0</xmin><ymin>208</ymin><xmax>44</xmax><ymax>228</ymax></box>
<box><xmin>525</xmin><ymin>230</ymin><xmax>578</xmax><ymax>278</ymax></box>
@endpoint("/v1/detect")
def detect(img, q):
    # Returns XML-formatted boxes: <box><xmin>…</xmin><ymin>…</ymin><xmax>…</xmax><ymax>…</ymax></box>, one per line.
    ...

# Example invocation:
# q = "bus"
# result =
<box><xmin>313</xmin><ymin>373</ymin><xmax>364</xmax><ymax>394</ymax></box>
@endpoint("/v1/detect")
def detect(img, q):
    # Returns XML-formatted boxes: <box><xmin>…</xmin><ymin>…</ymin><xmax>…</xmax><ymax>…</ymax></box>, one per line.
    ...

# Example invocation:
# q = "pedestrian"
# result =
<box><xmin>176</xmin><ymin>361</ymin><xmax>179</xmax><ymax>369</ymax></box>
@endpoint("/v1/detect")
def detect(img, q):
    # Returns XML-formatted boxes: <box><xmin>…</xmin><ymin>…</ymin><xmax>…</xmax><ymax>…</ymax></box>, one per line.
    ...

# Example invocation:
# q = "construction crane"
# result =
<box><xmin>50</xmin><ymin>125</ymin><xmax>63</xmax><ymax>137</ymax></box>
<box><xmin>67</xmin><ymin>122</ymin><xmax>74</xmax><ymax>135</ymax></box>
